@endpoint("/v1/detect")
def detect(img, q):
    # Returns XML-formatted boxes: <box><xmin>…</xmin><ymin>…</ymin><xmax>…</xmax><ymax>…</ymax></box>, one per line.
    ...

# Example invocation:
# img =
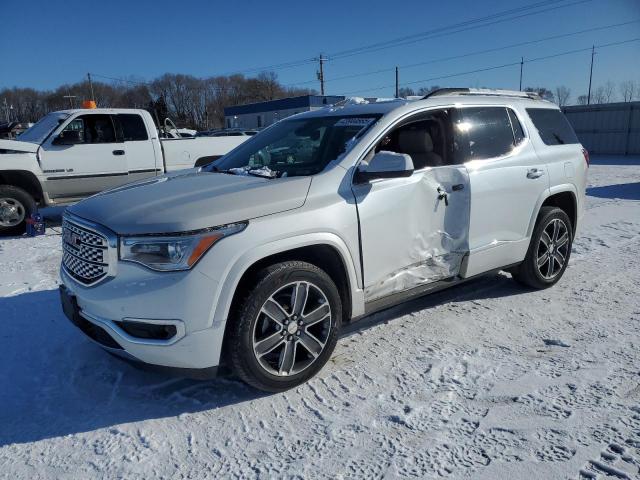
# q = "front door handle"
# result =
<box><xmin>527</xmin><ymin>168</ymin><xmax>545</xmax><ymax>179</ymax></box>
<box><xmin>112</xmin><ymin>150</ymin><xmax>125</xmax><ymax>156</ymax></box>
<box><xmin>437</xmin><ymin>186</ymin><xmax>449</xmax><ymax>206</ymax></box>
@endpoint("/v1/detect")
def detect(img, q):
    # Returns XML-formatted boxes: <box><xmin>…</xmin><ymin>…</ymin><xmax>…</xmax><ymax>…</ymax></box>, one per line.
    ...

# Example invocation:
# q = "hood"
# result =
<box><xmin>0</xmin><ymin>139</ymin><xmax>39</xmax><ymax>154</ymax></box>
<box><xmin>69</xmin><ymin>170</ymin><xmax>312</xmax><ymax>234</ymax></box>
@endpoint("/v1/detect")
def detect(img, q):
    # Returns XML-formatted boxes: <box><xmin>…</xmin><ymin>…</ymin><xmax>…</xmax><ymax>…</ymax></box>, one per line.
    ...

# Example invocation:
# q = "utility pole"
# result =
<box><xmin>395</xmin><ymin>66</ymin><xmax>399</xmax><ymax>98</ymax></box>
<box><xmin>316</xmin><ymin>54</ymin><xmax>326</xmax><ymax>95</ymax></box>
<box><xmin>87</xmin><ymin>72</ymin><xmax>96</xmax><ymax>103</ymax></box>
<box><xmin>519</xmin><ymin>57</ymin><xmax>524</xmax><ymax>91</ymax></box>
<box><xmin>587</xmin><ymin>45</ymin><xmax>595</xmax><ymax>105</ymax></box>
<box><xmin>2</xmin><ymin>98</ymin><xmax>9</xmax><ymax>123</ymax></box>
<box><xmin>63</xmin><ymin>92</ymin><xmax>76</xmax><ymax>109</ymax></box>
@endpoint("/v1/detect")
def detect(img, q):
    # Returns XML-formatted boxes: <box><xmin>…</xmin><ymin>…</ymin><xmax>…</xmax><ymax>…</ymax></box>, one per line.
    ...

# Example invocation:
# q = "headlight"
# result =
<box><xmin>119</xmin><ymin>222</ymin><xmax>247</xmax><ymax>271</ymax></box>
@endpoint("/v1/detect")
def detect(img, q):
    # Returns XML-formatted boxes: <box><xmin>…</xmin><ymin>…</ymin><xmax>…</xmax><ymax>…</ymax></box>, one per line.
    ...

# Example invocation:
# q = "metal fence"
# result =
<box><xmin>562</xmin><ymin>101</ymin><xmax>640</xmax><ymax>155</ymax></box>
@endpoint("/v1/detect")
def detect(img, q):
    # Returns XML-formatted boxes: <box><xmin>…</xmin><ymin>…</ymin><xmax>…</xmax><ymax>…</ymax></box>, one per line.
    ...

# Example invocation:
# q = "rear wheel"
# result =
<box><xmin>0</xmin><ymin>185</ymin><xmax>36</xmax><ymax>236</ymax></box>
<box><xmin>227</xmin><ymin>261</ymin><xmax>341</xmax><ymax>392</ymax></box>
<box><xmin>511</xmin><ymin>206</ymin><xmax>573</xmax><ymax>289</ymax></box>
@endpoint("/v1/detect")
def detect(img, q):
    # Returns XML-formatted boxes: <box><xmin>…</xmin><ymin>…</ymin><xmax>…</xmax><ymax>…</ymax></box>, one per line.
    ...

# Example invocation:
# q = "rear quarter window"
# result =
<box><xmin>118</xmin><ymin>114</ymin><xmax>149</xmax><ymax>141</ymax></box>
<box><xmin>526</xmin><ymin>108</ymin><xmax>579</xmax><ymax>145</ymax></box>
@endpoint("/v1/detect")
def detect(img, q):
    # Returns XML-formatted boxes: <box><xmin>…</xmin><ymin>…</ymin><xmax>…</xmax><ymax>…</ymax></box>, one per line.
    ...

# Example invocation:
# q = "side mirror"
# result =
<box><xmin>52</xmin><ymin>130</ymin><xmax>83</xmax><ymax>145</ymax></box>
<box><xmin>354</xmin><ymin>151</ymin><xmax>414</xmax><ymax>183</ymax></box>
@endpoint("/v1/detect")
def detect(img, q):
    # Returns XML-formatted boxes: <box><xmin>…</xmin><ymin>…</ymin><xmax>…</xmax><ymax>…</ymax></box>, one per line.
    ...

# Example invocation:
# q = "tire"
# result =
<box><xmin>0</xmin><ymin>185</ymin><xmax>36</xmax><ymax>236</ymax></box>
<box><xmin>511</xmin><ymin>206</ymin><xmax>573</xmax><ymax>289</ymax></box>
<box><xmin>227</xmin><ymin>261</ymin><xmax>342</xmax><ymax>392</ymax></box>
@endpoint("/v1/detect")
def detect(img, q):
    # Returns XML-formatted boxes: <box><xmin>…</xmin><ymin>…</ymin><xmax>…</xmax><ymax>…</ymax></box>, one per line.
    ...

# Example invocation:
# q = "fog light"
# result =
<box><xmin>114</xmin><ymin>320</ymin><xmax>177</xmax><ymax>340</ymax></box>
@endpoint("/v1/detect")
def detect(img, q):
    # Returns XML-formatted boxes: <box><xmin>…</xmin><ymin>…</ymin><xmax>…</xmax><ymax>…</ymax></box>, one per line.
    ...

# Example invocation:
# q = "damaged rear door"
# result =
<box><xmin>351</xmin><ymin>108</ymin><xmax>470</xmax><ymax>305</ymax></box>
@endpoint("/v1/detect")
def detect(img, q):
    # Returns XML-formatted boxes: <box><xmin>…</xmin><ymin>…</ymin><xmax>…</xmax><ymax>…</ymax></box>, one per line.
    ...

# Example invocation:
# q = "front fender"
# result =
<box><xmin>201</xmin><ymin>232</ymin><xmax>364</xmax><ymax>365</ymax></box>
<box><xmin>0</xmin><ymin>152</ymin><xmax>41</xmax><ymax>172</ymax></box>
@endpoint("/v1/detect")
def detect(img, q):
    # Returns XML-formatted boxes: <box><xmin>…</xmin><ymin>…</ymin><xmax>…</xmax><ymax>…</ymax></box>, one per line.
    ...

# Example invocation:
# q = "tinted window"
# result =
<box><xmin>455</xmin><ymin>107</ymin><xmax>515</xmax><ymax>160</ymax></box>
<box><xmin>508</xmin><ymin>108</ymin><xmax>525</xmax><ymax>145</ymax></box>
<box><xmin>375</xmin><ymin>109</ymin><xmax>463</xmax><ymax>167</ymax></box>
<box><xmin>60</xmin><ymin>114</ymin><xmax>116</xmax><ymax>144</ymax></box>
<box><xmin>119</xmin><ymin>114</ymin><xmax>148</xmax><ymax>141</ymax></box>
<box><xmin>526</xmin><ymin>108</ymin><xmax>579</xmax><ymax>145</ymax></box>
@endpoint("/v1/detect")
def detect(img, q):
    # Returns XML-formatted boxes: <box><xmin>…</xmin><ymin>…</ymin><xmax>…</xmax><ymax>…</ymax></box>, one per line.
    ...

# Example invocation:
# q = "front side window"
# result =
<box><xmin>59</xmin><ymin>114</ymin><xmax>116</xmax><ymax>144</ymax></box>
<box><xmin>526</xmin><ymin>108</ymin><xmax>579</xmax><ymax>145</ymax></box>
<box><xmin>118</xmin><ymin>114</ymin><xmax>148</xmax><ymax>141</ymax></box>
<box><xmin>211</xmin><ymin>115</ymin><xmax>380</xmax><ymax>178</ymax></box>
<box><xmin>372</xmin><ymin>109</ymin><xmax>463</xmax><ymax>168</ymax></box>
<box><xmin>454</xmin><ymin>107</ymin><xmax>516</xmax><ymax>160</ymax></box>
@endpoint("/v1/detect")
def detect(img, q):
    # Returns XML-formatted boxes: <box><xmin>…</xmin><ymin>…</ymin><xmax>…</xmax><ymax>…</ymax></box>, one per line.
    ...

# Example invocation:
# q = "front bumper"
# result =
<box><xmin>59</xmin><ymin>267</ymin><xmax>225</xmax><ymax>372</ymax></box>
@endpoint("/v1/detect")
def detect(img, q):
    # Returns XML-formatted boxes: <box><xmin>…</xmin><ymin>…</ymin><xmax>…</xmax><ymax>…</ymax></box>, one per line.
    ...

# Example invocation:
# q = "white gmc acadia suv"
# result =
<box><xmin>59</xmin><ymin>88</ymin><xmax>588</xmax><ymax>392</ymax></box>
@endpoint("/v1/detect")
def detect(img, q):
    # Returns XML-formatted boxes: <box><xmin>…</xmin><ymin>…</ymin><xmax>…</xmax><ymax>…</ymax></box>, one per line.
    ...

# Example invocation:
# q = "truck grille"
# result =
<box><xmin>62</xmin><ymin>218</ymin><xmax>110</xmax><ymax>285</ymax></box>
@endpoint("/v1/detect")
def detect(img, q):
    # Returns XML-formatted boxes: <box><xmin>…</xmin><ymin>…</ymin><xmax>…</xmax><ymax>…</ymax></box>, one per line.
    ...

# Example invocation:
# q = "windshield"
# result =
<box><xmin>209</xmin><ymin>114</ymin><xmax>381</xmax><ymax>178</ymax></box>
<box><xmin>18</xmin><ymin>112</ymin><xmax>69</xmax><ymax>144</ymax></box>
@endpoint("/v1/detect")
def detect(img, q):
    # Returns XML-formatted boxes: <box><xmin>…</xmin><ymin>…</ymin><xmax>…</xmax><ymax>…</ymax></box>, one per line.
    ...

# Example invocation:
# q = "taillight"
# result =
<box><xmin>581</xmin><ymin>147</ymin><xmax>589</xmax><ymax>167</ymax></box>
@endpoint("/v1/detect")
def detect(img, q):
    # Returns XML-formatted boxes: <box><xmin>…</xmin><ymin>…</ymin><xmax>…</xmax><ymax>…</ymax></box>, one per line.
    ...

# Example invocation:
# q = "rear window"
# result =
<box><xmin>456</xmin><ymin>107</ymin><xmax>516</xmax><ymax>160</ymax></box>
<box><xmin>526</xmin><ymin>108</ymin><xmax>579</xmax><ymax>145</ymax></box>
<box><xmin>118</xmin><ymin>114</ymin><xmax>148</xmax><ymax>141</ymax></box>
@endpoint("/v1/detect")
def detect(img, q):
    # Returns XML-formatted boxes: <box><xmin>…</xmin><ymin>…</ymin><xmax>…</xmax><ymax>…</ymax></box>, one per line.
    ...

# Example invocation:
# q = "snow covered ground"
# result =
<box><xmin>0</xmin><ymin>156</ymin><xmax>639</xmax><ymax>479</ymax></box>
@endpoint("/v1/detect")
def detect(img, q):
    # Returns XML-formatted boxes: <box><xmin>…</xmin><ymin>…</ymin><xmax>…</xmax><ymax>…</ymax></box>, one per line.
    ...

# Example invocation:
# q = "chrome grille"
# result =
<box><xmin>62</xmin><ymin>218</ymin><xmax>109</xmax><ymax>285</ymax></box>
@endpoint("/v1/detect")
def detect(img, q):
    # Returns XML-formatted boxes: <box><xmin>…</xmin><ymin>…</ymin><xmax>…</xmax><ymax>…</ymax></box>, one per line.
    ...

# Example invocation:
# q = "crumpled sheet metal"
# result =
<box><xmin>362</xmin><ymin>166</ymin><xmax>470</xmax><ymax>302</ymax></box>
<box><xmin>364</xmin><ymin>229</ymin><xmax>465</xmax><ymax>302</ymax></box>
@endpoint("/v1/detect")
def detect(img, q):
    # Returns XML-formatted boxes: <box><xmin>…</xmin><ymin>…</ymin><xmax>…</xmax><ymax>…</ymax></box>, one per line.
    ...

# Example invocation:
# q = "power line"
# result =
<box><xmin>285</xmin><ymin>19</ymin><xmax>639</xmax><ymax>87</ymax></box>
<box><xmin>336</xmin><ymin>37</ymin><xmax>640</xmax><ymax>96</ymax></box>
<box><xmin>328</xmin><ymin>0</ymin><xmax>593</xmax><ymax>60</ymax></box>
<box><xmin>215</xmin><ymin>0</ymin><xmax>592</xmax><ymax>77</ymax></box>
<box><xmin>329</xmin><ymin>0</ymin><xmax>558</xmax><ymax>57</ymax></box>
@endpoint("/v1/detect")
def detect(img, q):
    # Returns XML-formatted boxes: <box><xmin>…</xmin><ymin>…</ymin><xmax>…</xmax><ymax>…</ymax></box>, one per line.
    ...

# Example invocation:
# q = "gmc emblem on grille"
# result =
<box><xmin>64</xmin><ymin>230</ymin><xmax>82</xmax><ymax>247</ymax></box>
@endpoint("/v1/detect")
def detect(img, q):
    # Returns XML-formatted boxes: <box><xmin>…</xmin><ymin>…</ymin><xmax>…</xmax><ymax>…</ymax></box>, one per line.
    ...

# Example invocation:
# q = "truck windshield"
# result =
<box><xmin>18</xmin><ymin>112</ymin><xmax>70</xmax><ymax>144</ymax></box>
<box><xmin>210</xmin><ymin>115</ymin><xmax>381</xmax><ymax>178</ymax></box>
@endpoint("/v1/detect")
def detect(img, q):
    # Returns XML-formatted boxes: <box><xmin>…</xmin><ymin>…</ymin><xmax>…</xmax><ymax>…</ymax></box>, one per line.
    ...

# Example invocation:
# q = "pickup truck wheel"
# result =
<box><xmin>228</xmin><ymin>261</ymin><xmax>342</xmax><ymax>392</ymax></box>
<box><xmin>511</xmin><ymin>206</ymin><xmax>573</xmax><ymax>289</ymax></box>
<box><xmin>0</xmin><ymin>185</ymin><xmax>36</xmax><ymax>236</ymax></box>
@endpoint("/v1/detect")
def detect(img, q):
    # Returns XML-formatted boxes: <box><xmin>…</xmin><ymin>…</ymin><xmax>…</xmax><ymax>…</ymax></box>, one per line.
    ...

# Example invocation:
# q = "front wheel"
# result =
<box><xmin>227</xmin><ymin>261</ymin><xmax>342</xmax><ymax>392</ymax></box>
<box><xmin>0</xmin><ymin>185</ymin><xmax>36</xmax><ymax>236</ymax></box>
<box><xmin>511</xmin><ymin>206</ymin><xmax>573</xmax><ymax>289</ymax></box>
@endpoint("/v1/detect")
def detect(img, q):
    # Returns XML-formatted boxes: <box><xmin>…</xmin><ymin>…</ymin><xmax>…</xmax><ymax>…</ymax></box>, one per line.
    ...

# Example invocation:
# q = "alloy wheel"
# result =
<box><xmin>536</xmin><ymin>218</ymin><xmax>569</xmax><ymax>280</ymax></box>
<box><xmin>252</xmin><ymin>281</ymin><xmax>332</xmax><ymax>376</ymax></box>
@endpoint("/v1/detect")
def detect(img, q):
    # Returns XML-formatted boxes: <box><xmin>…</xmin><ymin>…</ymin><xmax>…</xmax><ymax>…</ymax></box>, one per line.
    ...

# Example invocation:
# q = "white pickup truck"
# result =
<box><xmin>0</xmin><ymin>108</ymin><xmax>248</xmax><ymax>234</ymax></box>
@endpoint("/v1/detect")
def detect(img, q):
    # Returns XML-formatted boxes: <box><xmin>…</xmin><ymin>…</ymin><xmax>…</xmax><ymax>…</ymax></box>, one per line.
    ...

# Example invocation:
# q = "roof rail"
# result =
<box><xmin>422</xmin><ymin>88</ymin><xmax>541</xmax><ymax>100</ymax></box>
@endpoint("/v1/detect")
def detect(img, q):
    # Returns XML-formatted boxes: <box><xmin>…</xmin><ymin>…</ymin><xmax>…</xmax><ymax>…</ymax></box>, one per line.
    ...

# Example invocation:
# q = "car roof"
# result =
<box><xmin>294</xmin><ymin>95</ymin><xmax>559</xmax><ymax>121</ymax></box>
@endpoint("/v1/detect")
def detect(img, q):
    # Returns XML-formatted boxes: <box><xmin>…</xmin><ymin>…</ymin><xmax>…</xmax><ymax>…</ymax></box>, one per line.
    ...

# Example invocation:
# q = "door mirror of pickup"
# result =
<box><xmin>52</xmin><ymin>130</ymin><xmax>83</xmax><ymax>146</ymax></box>
<box><xmin>354</xmin><ymin>151</ymin><xmax>414</xmax><ymax>183</ymax></box>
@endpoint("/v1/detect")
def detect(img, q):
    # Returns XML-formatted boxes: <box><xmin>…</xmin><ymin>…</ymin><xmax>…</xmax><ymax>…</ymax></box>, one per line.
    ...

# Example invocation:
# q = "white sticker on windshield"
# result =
<box><xmin>335</xmin><ymin>117</ymin><xmax>377</xmax><ymax>127</ymax></box>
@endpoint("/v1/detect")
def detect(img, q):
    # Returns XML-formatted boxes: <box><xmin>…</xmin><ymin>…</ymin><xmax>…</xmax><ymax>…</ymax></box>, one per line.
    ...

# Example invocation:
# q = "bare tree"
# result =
<box><xmin>577</xmin><ymin>95</ymin><xmax>588</xmax><ymax>105</ymax></box>
<box><xmin>525</xmin><ymin>87</ymin><xmax>554</xmax><ymax>102</ymax></box>
<box><xmin>602</xmin><ymin>81</ymin><xmax>616</xmax><ymax>103</ymax></box>
<box><xmin>592</xmin><ymin>86</ymin><xmax>607</xmax><ymax>104</ymax></box>
<box><xmin>398</xmin><ymin>87</ymin><xmax>415</xmax><ymax>98</ymax></box>
<box><xmin>417</xmin><ymin>85</ymin><xmax>441</xmax><ymax>96</ymax></box>
<box><xmin>619</xmin><ymin>80</ymin><xmax>636</xmax><ymax>102</ymax></box>
<box><xmin>555</xmin><ymin>86</ymin><xmax>571</xmax><ymax>106</ymax></box>
<box><xmin>0</xmin><ymin>71</ymin><xmax>317</xmax><ymax>129</ymax></box>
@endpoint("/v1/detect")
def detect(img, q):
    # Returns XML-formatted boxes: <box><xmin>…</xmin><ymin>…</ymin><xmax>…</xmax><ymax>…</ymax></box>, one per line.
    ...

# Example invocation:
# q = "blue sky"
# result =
<box><xmin>1</xmin><ymin>0</ymin><xmax>639</xmax><ymax>100</ymax></box>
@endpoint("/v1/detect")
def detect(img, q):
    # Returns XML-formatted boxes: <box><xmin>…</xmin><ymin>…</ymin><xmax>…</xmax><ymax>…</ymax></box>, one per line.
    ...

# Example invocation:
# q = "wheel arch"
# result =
<box><xmin>527</xmin><ymin>185</ymin><xmax>578</xmax><ymax>239</ymax></box>
<box><xmin>0</xmin><ymin>170</ymin><xmax>45</xmax><ymax>205</ymax></box>
<box><xmin>211</xmin><ymin>235</ymin><xmax>364</xmax><ymax>365</ymax></box>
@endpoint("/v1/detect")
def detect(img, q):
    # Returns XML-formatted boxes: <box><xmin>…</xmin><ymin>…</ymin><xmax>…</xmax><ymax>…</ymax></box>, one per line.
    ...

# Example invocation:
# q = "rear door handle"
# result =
<box><xmin>452</xmin><ymin>183</ymin><xmax>464</xmax><ymax>191</ymax></box>
<box><xmin>527</xmin><ymin>168</ymin><xmax>545</xmax><ymax>179</ymax></box>
<box><xmin>112</xmin><ymin>150</ymin><xmax>125</xmax><ymax>156</ymax></box>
